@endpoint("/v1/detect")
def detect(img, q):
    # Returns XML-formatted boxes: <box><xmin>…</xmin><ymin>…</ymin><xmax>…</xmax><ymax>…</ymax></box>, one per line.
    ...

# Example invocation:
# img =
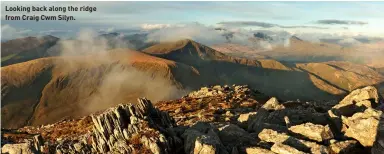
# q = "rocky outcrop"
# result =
<box><xmin>156</xmin><ymin>84</ymin><xmax>269</xmax><ymax>127</ymax></box>
<box><xmin>2</xmin><ymin>98</ymin><xmax>182</xmax><ymax>154</ymax></box>
<box><xmin>89</xmin><ymin>98</ymin><xmax>181</xmax><ymax>153</ymax></box>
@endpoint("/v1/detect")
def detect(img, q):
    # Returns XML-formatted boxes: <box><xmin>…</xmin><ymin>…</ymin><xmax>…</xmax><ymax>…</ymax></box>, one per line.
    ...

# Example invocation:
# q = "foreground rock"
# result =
<box><xmin>245</xmin><ymin>147</ymin><xmax>275</xmax><ymax>154</ymax></box>
<box><xmin>182</xmin><ymin>123</ymin><xmax>227</xmax><ymax>154</ymax></box>
<box><xmin>1</xmin><ymin>142</ymin><xmax>38</xmax><ymax>154</ymax></box>
<box><xmin>288</xmin><ymin>123</ymin><xmax>333</xmax><ymax>142</ymax></box>
<box><xmin>1</xmin><ymin>85</ymin><xmax>383</xmax><ymax>154</ymax></box>
<box><xmin>342</xmin><ymin>108</ymin><xmax>382</xmax><ymax>147</ymax></box>
<box><xmin>258</xmin><ymin>129</ymin><xmax>329</xmax><ymax>154</ymax></box>
<box><xmin>329</xmin><ymin>140</ymin><xmax>358</xmax><ymax>154</ymax></box>
<box><xmin>339</xmin><ymin>86</ymin><xmax>381</xmax><ymax>108</ymax></box>
<box><xmin>328</xmin><ymin>86</ymin><xmax>382</xmax><ymax>135</ymax></box>
<box><xmin>271</xmin><ymin>143</ymin><xmax>306</xmax><ymax>154</ymax></box>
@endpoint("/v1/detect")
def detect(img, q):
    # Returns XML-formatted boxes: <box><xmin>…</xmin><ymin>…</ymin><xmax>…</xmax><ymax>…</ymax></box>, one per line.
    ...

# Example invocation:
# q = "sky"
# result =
<box><xmin>1</xmin><ymin>1</ymin><xmax>384</xmax><ymax>40</ymax></box>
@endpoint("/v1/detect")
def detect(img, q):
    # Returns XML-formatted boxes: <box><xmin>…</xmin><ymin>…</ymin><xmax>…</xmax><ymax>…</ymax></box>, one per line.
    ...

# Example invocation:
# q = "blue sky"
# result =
<box><xmin>1</xmin><ymin>1</ymin><xmax>384</xmax><ymax>40</ymax></box>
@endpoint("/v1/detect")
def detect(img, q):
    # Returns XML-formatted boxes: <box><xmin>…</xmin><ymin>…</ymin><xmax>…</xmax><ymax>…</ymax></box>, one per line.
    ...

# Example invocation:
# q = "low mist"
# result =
<box><xmin>144</xmin><ymin>23</ymin><xmax>294</xmax><ymax>51</ymax></box>
<box><xmin>84</xmin><ymin>65</ymin><xmax>187</xmax><ymax>113</ymax></box>
<box><xmin>52</xmin><ymin>28</ymin><xmax>187</xmax><ymax>114</ymax></box>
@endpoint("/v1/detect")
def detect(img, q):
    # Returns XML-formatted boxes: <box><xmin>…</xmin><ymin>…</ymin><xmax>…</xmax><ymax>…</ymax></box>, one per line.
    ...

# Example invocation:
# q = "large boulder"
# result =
<box><xmin>329</xmin><ymin>140</ymin><xmax>358</xmax><ymax>154</ymax></box>
<box><xmin>339</xmin><ymin>86</ymin><xmax>381</xmax><ymax>108</ymax></box>
<box><xmin>263</xmin><ymin>97</ymin><xmax>285</xmax><ymax>111</ymax></box>
<box><xmin>342</xmin><ymin>108</ymin><xmax>382</xmax><ymax>147</ymax></box>
<box><xmin>270</xmin><ymin>143</ymin><xmax>306</xmax><ymax>154</ymax></box>
<box><xmin>328</xmin><ymin>86</ymin><xmax>383</xmax><ymax>135</ymax></box>
<box><xmin>247</xmin><ymin>97</ymin><xmax>287</xmax><ymax>134</ymax></box>
<box><xmin>218</xmin><ymin>124</ymin><xmax>257</xmax><ymax>151</ymax></box>
<box><xmin>182</xmin><ymin>122</ymin><xmax>229</xmax><ymax>154</ymax></box>
<box><xmin>245</xmin><ymin>147</ymin><xmax>275</xmax><ymax>154</ymax></box>
<box><xmin>193</xmin><ymin>134</ymin><xmax>223</xmax><ymax>154</ymax></box>
<box><xmin>258</xmin><ymin>129</ymin><xmax>329</xmax><ymax>154</ymax></box>
<box><xmin>288</xmin><ymin>123</ymin><xmax>333</xmax><ymax>142</ymax></box>
<box><xmin>1</xmin><ymin>142</ymin><xmax>38</xmax><ymax>154</ymax></box>
<box><xmin>237</xmin><ymin>112</ymin><xmax>257</xmax><ymax>128</ymax></box>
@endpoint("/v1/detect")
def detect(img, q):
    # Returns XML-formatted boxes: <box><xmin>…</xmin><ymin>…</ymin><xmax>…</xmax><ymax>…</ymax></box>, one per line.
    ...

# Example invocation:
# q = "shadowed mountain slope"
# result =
<box><xmin>143</xmin><ymin>39</ymin><xmax>384</xmax><ymax>101</ymax></box>
<box><xmin>1</xmin><ymin>36</ymin><xmax>59</xmax><ymax>66</ymax></box>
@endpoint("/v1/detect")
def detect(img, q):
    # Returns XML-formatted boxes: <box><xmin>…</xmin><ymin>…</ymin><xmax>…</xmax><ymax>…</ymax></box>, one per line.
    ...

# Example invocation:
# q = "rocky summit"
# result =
<box><xmin>1</xmin><ymin>85</ymin><xmax>384</xmax><ymax>154</ymax></box>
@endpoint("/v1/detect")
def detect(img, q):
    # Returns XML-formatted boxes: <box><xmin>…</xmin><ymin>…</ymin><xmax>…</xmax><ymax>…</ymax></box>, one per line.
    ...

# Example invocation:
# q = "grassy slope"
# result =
<box><xmin>1</xmin><ymin>36</ymin><xmax>59</xmax><ymax>67</ymax></box>
<box><xmin>258</xmin><ymin>37</ymin><xmax>355</xmax><ymax>63</ymax></box>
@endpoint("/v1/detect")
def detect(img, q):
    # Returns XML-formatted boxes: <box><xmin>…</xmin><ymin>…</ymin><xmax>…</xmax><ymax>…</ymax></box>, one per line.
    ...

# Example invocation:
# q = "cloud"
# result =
<box><xmin>140</xmin><ymin>24</ymin><xmax>172</xmax><ymax>30</ymax></box>
<box><xmin>1</xmin><ymin>24</ymin><xmax>32</xmax><ymax>41</ymax></box>
<box><xmin>39</xmin><ymin>30</ymin><xmax>73</xmax><ymax>34</ymax></box>
<box><xmin>315</xmin><ymin>20</ymin><xmax>368</xmax><ymax>25</ymax></box>
<box><xmin>144</xmin><ymin>23</ymin><xmax>338</xmax><ymax>50</ymax></box>
<box><xmin>218</xmin><ymin>21</ymin><xmax>278</xmax><ymax>28</ymax></box>
<box><xmin>98</xmin><ymin>27</ymin><xmax>116</xmax><ymax>33</ymax></box>
<box><xmin>280</xmin><ymin>26</ymin><xmax>329</xmax><ymax>29</ymax></box>
<box><xmin>338</xmin><ymin>38</ymin><xmax>362</xmax><ymax>47</ymax></box>
<box><xmin>52</xmin><ymin>29</ymin><xmax>187</xmax><ymax>114</ymax></box>
<box><xmin>145</xmin><ymin>23</ymin><xmax>229</xmax><ymax>45</ymax></box>
<box><xmin>217</xmin><ymin>21</ymin><xmax>328</xmax><ymax>29</ymax></box>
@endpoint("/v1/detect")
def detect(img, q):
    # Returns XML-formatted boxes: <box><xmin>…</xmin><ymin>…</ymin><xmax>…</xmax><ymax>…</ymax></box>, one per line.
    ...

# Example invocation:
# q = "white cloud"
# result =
<box><xmin>39</xmin><ymin>29</ymin><xmax>73</xmax><ymax>34</ymax></box>
<box><xmin>144</xmin><ymin>22</ymin><xmax>255</xmax><ymax>46</ymax></box>
<box><xmin>141</xmin><ymin>24</ymin><xmax>172</xmax><ymax>30</ymax></box>
<box><xmin>338</xmin><ymin>38</ymin><xmax>362</xmax><ymax>47</ymax></box>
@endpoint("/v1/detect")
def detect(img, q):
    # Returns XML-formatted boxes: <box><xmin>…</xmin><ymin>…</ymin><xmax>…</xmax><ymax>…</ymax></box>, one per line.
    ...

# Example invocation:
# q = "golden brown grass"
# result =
<box><xmin>143</xmin><ymin>39</ymin><xmax>190</xmax><ymax>54</ymax></box>
<box><xmin>1</xmin><ymin>58</ymin><xmax>54</xmax><ymax>88</ymax></box>
<box><xmin>296</xmin><ymin>61</ymin><xmax>384</xmax><ymax>92</ymax></box>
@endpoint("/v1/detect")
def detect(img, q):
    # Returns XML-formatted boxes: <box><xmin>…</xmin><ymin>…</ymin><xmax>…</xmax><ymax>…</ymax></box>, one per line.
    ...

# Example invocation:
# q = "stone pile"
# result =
<box><xmin>163</xmin><ymin>85</ymin><xmax>383</xmax><ymax>154</ymax></box>
<box><xmin>187</xmin><ymin>85</ymin><xmax>259</xmax><ymax>101</ymax></box>
<box><xmin>156</xmin><ymin>85</ymin><xmax>269</xmax><ymax>127</ymax></box>
<box><xmin>240</xmin><ymin>86</ymin><xmax>382</xmax><ymax>154</ymax></box>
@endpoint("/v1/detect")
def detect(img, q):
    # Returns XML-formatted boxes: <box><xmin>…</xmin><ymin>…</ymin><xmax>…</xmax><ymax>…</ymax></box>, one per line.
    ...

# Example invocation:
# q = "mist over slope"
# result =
<box><xmin>1</xmin><ymin>31</ymin><xmax>200</xmax><ymax>128</ymax></box>
<box><xmin>1</xmin><ymin>50</ymin><xmax>200</xmax><ymax>128</ymax></box>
